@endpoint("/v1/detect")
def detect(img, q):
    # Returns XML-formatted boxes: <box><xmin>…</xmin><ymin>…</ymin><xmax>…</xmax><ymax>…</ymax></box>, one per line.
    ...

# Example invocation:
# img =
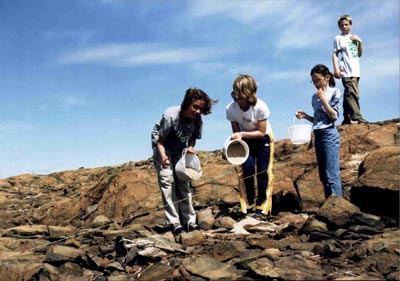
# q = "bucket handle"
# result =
<box><xmin>293</xmin><ymin>115</ymin><xmax>308</xmax><ymax>125</ymax></box>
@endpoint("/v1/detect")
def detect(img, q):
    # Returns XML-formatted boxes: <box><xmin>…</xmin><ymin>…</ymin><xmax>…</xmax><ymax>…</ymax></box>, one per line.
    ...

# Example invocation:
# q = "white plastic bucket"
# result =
<box><xmin>175</xmin><ymin>149</ymin><xmax>203</xmax><ymax>181</ymax></box>
<box><xmin>222</xmin><ymin>138</ymin><xmax>250</xmax><ymax>165</ymax></box>
<box><xmin>288</xmin><ymin>120</ymin><xmax>312</xmax><ymax>145</ymax></box>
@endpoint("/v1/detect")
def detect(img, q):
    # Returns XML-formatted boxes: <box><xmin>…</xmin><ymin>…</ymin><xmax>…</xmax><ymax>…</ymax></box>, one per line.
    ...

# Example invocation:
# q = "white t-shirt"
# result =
<box><xmin>333</xmin><ymin>33</ymin><xmax>360</xmax><ymax>77</ymax></box>
<box><xmin>226</xmin><ymin>98</ymin><xmax>273</xmax><ymax>134</ymax></box>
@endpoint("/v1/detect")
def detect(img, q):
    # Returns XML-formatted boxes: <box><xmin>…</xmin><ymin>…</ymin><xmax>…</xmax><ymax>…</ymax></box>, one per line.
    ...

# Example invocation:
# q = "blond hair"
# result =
<box><xmin>338</xmin><ymin>14</ymin><xmax>352</xmax><ymax>26</ymax></box>
<box><xmin>233</xmin><ymin>74</ymin><xmax>258</xmax><ymax>105</ymax></box>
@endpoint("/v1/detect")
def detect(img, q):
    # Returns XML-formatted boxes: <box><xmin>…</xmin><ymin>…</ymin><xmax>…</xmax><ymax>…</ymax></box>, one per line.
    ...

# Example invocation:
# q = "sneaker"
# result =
<box><xmin>253</xmin><ymin>210</ymin><xmax>268</xmax><ymax>221</ymax></box>
<box><xmin>171</xmin><ymin>223</ymin><xmax>185</xmax><ymax>235</ymax></box>
<box><xmin>232</xmin><ymin>204</ymin><xmax>254</xmax><ymax>214</ymax></box>
<box><xmin>355</xmin><ymin>118</ymin><xmax>369</xmax><ymax>124</ymax></box>
<box><xmin>187</xmin><ymin>222</ymin><xmax>201</xmax><ymax>232</ymax></box>
<box><xmin>349</xmin><ymin>118</ymin><xmax>369</xmax><ymax>124</ymax></box>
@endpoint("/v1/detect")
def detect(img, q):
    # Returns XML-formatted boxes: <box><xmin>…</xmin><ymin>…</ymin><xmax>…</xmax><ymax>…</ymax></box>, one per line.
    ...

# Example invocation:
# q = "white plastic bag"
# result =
<box><xmin>175</xmin><ymin>149</ymin><xmax>203</xmax><ymax>182</ymax></box>
<box><xmin>288</xmin><ymin>117</ymin><xmax>312</xmax><ymax>145</ymax></box>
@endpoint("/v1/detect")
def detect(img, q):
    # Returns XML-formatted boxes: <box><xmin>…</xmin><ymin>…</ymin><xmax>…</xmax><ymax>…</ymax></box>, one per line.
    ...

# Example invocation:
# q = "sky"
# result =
<box><xmin>0</xmin><ymin>0</ymin><xmax>399</xmax><ymax>178</ymax></box>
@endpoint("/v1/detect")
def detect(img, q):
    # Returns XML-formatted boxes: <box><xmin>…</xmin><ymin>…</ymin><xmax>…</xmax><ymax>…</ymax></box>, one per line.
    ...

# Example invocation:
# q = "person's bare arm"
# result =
<box><xmin>295</xmin><ymin>110</ymin><xmax>314</xmax><ymax>123</ymax></box>
<box><xmin>332</xmin><ymin>51</ymin><xmax>342</xmax><ymax>79</ymax></box>
<box><xmin>231</xmin><ymin>120</ymin><xmax>266</xmax><ymax>140</ymax></box>
<box><xmin>317</xmin><ymin>88</ymin><xmax>338</xmax><ymax>121</ymax></box>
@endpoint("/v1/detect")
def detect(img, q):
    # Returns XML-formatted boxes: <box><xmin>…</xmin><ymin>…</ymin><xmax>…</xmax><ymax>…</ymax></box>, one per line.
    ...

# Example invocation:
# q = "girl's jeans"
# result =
<box><xmin>314</xmin><ymin>127</ymin><xmax>343</xmax><ymax>198</ymax></box>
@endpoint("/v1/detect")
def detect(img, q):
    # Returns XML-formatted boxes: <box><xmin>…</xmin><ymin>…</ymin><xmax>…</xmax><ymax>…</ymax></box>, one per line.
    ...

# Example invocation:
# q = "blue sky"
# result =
<box><xmin>1</xmin><ymin>0</ymin><xmax>399</xmax><ymax>178</ymax></box>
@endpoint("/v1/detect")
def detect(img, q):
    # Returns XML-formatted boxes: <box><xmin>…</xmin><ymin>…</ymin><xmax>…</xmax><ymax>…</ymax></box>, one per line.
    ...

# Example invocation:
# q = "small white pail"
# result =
<box><xmin>288</xmin><ymin>118</ymin><xmax>312</xmax><ymax>145</ymax></box>
<box><xmin>222</xmin><ymin>138</ymin><xmax>250</xmax><ymax>165</ymax></box>
<box><xmin>175</xmin><ymin>149</ymin><xmax>203</xmax><ymax>182</ymax></box>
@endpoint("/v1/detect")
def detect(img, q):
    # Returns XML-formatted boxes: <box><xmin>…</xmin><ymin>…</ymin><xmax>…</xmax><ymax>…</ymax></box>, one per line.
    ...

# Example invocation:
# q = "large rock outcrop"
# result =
<box><xmin>0</xmin><ymin>119</ymin><xmax>398</xmax><ymax>280</ymax></box>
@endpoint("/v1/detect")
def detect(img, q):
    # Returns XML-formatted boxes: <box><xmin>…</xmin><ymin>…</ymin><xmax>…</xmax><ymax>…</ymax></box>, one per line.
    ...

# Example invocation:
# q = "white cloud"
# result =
<box><xmin>276</xmin><ymin>14</ymin><xmax>332</xmax><ymax>51</ymax></box>
<box><xmin>362</xmin><ymin>56</ymin><xmax>400</xmax><ymax>89</ymax></box>
<box><xmin>120</xmin><ymin>47</ymin><xmax>233</xmax><ymax>66</ymax></box>
<box><xmin>192</xmin><ymin>61</ymin><xmax>268</xmax><ymax>79</ymax></box>
<box><xmin>58</xmin><ymin>44</ymin><xmax>149</xmax><ymax>63</ymax></box>
<box><xmin>356</xmin><ymin>0</ymin><xmax>399</xmax><ymax>26</ymax></box>
<box><xmin>365</xmin><ymin>38</ymin><xmax>400</xmax><ymax>58</ymax></box>
<box><xmin>355</xmin><ymin>38</ymin><xmax>400</xmax><ymax>96</ymax></box>
<box><xmin>189</xmin><ymin>1</ymin><xmax>332</xmax><ymax>52</ymax></box>
<box><xmin>189</xmin><ymin>0</ymin><xmax>290</xmax><ymax>25</ymax></box>
<box><xmin>58</xmin><ymin>43</ymin><xmax>233</xmax><ymax>67</ymax></box>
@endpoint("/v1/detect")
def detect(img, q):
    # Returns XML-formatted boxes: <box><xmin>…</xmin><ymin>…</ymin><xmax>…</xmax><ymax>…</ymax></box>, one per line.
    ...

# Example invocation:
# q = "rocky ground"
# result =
<box><xmin>0</xmin><ymin>119</ymin><xmax>399</xmax><ymax>280</ymax></box>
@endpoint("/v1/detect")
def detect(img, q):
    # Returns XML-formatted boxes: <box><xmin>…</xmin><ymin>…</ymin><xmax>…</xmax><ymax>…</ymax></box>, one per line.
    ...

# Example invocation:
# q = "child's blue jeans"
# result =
<box><xmin>242</xmin><ymin>134</ymin><xmax>273</xmax><ymax>210</ymax></box>
<box><xmin>314</xmin><ymin>126</ymin><xmax>343</xmax><ymax>198</ymax></box>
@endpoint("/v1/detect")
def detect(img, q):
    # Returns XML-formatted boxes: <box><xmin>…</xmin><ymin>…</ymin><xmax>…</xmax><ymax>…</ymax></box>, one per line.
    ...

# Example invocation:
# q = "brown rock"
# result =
<box><xmin>181</xmin><ymin>255</ymin><xmax>247</xmax><ymax>280</ymax></box>
<box><xmin>0</xmin><ymin>119</ymin><xmax>399</xmax><ymax>280</ymax></box>
<box><xmin>357</xmin><ymin>146</ymin><xmax>400</xmax><ymax>191</ymax></box>
<box><xmin>45</xmin><ymin>245</ymin><xmax>85</xmax><ymax>263</ymax></box>
<box><xmin>209</xmin><ymin>241</ymin><xmax>248</xmax><ymax>262</ymax></box>
<box><xmin>2</xmin><ymin>225</ymin><xmax>49</xmax><ymax>237</ymax></box>
<box><xmin>136</xmin><ymin>262</ymin><xmax>174</xmax><ymax>281</ymax></box>
<box><xmin>196</xmin><ymin>207</ymin><xmax>215</xmax><ymax>230</ymax></box>
<box><xmin>180</xmin><ymin>230</ymin><xmax>204</xmax><ymax>247</ymax></box>
<box><xmin>317</xmin><ymin>195</ymin><xmax>360</xmax><ymax>227</ymax></box>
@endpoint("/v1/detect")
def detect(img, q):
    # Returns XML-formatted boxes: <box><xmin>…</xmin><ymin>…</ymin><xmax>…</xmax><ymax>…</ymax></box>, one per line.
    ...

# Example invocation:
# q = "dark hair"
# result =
<box><xmin>310</xmin><ymin>64</ymin><xmax>335</xmax><ymax>87</ymax></box>
<box><xmin>181</xmin><ymin>88</ymin><xmax>217</xmax><ymax>115</ymax></box>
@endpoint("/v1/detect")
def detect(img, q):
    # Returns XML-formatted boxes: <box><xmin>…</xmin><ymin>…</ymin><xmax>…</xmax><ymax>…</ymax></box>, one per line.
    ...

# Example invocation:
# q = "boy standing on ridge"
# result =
<box><xmin>332</xmin><ymin>14</ymin><xmax>368</xmax><ymax>125</ymax></box>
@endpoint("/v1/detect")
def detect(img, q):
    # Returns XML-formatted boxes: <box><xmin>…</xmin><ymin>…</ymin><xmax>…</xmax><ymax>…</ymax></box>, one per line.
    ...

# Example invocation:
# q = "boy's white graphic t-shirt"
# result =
<box><xmin>333</xmin><ymin>33</ymin><xmax>360</xmax><ymax>77</ymax></box>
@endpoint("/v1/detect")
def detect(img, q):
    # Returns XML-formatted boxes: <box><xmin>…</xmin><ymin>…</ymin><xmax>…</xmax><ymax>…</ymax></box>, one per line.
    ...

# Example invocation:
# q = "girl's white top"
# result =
<box><xmin>226</xmin><ymin>98</ymin><xmax>273</xmax><ymax>134</ymax></box>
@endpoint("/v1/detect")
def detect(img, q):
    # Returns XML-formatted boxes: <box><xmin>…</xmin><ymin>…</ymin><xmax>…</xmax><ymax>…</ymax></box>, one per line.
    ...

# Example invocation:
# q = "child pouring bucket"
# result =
<box><xmin>224</xmin><ymin>74</ymin><xmax>274</xmax><ymax>221</ymax></box>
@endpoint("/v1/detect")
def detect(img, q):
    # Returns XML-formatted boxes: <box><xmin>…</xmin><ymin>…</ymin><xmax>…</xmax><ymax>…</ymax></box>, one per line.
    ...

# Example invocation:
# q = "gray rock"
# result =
<box><xmin>197</xmin><ymin>207</ymin><xmax>215</xmax><ymax>230</ymax></box>
<box><xmin>0</xmin><ymin>263</ymin><xmax>49</xmax><ymax>281</ymax></box>
<box><xmin>214</xmin><ymin>216</ymin><xmax>236</xmax><ymax>229</ymax></box>
<box><xmin>48</xmin><ymin>225</ymin><xmax>79</xmax><ymax>239</ymax></box>
<box><xmin>2</xmin><ymin>225</ymin><xmax>49</xmax><ymax>237</ymax></box>
<box><xmin>91</xmin><ymin>215</ymin><xmax>111</xmax><ymax>228</ymax></box>
<box><xmin>182</xmin><ymin>255</ymin><xmax>247</xmax><ymax>280</ymax></box>
<box><xmin>209</xmin><ymin>241</ymin><xmax>248</xmax><ymax>262</ymax></box>
<box><xmin>300</xmin><ymin>217</ymin><xmax>328</xmax><ymax>234</ymax></box>
<box><xmin>136</xmin><ymin>262</ymin><xmax>174</xmax><ymax>281</ymax></box>
<box><xmin>245</xmin><ymin>257</ymin><xmax>274</xmax><ymax>276</ymax></box>
<box><xmin>138</xmin><ymin>246</ymin><xmax>167</xmax><ymax>259</ymax></box>
<box><xmin>45</xmin><ymin>245</ymin><xmax>85</xmax><ymax>263</ymax></box>
<box><xmin>351</xmin><ymin>212</ymin><xmax>385</xmax><ymax>229</ymax></box>
<box><xmin>266</xmin><ymin>255</ymin><xmax>326</xmax><ymax>280</ymax></box>
<box><xmin>180</xmin><ymin>230</ymin><xmax>204</xmax><ymax>247</ymax></box>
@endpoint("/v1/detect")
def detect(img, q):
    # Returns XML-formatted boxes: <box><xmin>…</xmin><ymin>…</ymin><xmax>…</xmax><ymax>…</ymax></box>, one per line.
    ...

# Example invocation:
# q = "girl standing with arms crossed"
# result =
<box><xmin>295</xmin><ymin>64</ymin><xmax>343</xmax><ymax>198</ymax></box>
<box><xmin>226</xmin><ymin>74</ymin><xmax>274</xmax><ymax>220</ymax></box>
